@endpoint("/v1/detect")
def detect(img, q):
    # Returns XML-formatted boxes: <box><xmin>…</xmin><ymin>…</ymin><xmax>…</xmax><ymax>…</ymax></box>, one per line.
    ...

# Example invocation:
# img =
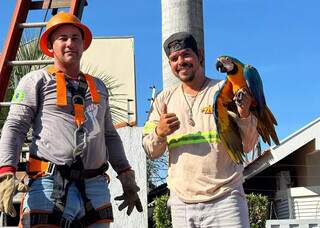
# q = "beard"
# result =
<box><xmin>175</xmin><ymin>62</ymin><xmax>196</xmax><ymax>82</ymax></box>
<box><xmin>176</xmin><ymin>71</ymin><xmax>195</xmax><ymax>82</ymax></box>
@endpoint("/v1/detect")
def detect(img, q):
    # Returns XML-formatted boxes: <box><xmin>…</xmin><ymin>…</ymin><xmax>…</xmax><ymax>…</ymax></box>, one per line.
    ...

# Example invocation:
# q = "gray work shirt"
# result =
<box><xmin>0</xmin><ymin>68</ymin><xmax>130</xmax><ymax>172</ymax></box>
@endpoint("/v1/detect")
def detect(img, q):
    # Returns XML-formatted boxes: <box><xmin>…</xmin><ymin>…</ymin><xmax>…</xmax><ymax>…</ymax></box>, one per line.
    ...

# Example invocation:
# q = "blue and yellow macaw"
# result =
<box><xmin>214</xmin><ymin>55</ymin><xmax>279</xmax><ymax>164</ymax></box>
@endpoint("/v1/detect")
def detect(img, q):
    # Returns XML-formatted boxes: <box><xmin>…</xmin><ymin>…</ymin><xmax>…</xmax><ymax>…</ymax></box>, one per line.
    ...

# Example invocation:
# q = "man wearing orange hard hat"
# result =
<box><xmin>0</xmin><ymin>12</ymin><xmax>142</xmax><ymax>227</ymax></box>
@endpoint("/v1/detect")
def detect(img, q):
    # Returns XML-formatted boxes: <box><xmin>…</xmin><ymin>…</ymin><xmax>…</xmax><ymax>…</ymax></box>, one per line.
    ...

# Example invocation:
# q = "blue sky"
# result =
<box><xmin>1</xmin><ymin>0</ymin><xmax>319</xmax><ymax>143</ymax></box>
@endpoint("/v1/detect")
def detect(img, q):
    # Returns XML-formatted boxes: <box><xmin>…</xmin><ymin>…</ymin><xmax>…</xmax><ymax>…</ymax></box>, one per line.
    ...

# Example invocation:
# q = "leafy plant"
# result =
<box><xmin>247</xmin><ymin>193</ymin><xmax>269</xmax><ymax>228</ymax></box>
<box><xmin>1</xmin><ymin>37</ymin><xmax>45</xmax><ymax>129</ymax></box>
<box><xmin>81</xmin><ymin>65</ymin><xmax>128</xmax><ymax>125</ymax></box>
<box><xmin>11</xmin><ymin>37</ymin><xmax>47</xmax><ymax>87</ymax></box>
<box><xmin>153</xmin><ymin>194</ymin><xmax>172</xmax><ymax>228</ymax></box>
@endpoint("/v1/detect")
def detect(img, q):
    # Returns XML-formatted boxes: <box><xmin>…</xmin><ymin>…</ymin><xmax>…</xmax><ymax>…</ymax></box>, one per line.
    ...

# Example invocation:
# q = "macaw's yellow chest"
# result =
<box><xmin>227</xmin><ymin>70</ymin><xmax>247</xmax><ymax>95</ymax></box>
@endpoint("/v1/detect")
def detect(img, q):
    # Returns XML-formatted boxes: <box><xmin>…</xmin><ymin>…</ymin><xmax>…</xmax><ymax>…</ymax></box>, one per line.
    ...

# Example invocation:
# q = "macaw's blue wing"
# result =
<box><xmin>243</xmin><ymin>64</ymin><xmax>266</xmax><ymax>115</ymax></box>
<box><xmin>213</xmin><ymin>80</ymin><xmax>245</xmax><ymax>164</ymax></box>
<box><xmin>243</xmin><ymin>64</ymin><xmax>280</xmax><ymax>146</ymax></box>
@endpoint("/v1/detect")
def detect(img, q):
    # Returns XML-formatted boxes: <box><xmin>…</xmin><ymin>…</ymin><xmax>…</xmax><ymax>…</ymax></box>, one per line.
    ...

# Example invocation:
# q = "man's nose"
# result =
<box><xmin>177</xmin><ymin>56</ymin><xmax>185</xmax><ymax>64</ymax></box>
<box><xmin>66</xmin><ymin>38</ymin><xmax>74</xmax><ymax>46</ymax></box>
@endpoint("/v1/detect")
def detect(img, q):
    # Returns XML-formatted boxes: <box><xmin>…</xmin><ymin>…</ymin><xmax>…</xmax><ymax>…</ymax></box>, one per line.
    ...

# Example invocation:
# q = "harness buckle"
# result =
<box><xmin>73</xmin><ymin>125</ymin><xmax>88</xmax><ymax>158</ymax></box>
<box><xmin>45</xmin><ymin>162</ymin><xmax>56</xmax><ymax>176</ymax></box>
<box><xmin>72</xmin><ymin>94</ymin><xmax>85</xmax><ymax>105</ymax></box>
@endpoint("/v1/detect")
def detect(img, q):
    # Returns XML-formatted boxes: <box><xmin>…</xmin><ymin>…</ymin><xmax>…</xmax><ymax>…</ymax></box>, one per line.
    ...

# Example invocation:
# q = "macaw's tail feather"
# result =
<box><xmin>215</xmin><ymin>97</ymin><xmax>244</xmax><ymax>164</ymax></box>
<box><xmin>265</xmin><ymin>106</ymin><xmax>278</xmax><ymax>126</ymax></box>
<box><xmin>214</xmin><ymin>80</ymin><xmax>246</xmax><ymax>164</ymax></box>
<box><xmin>255</xmin><ymin>106</ymin><xmax>280</xmax><ymax>146</ymax></box>
<box><xmin>218</xmin><ymin>111</ymin><xmax>245</xmax><ymax>164</ymax></box>
<box><xmin>224</xmin><ymin>111</ymin><xmax>246</xmax><ymax>164</ymax></box>
<box><xmin>265</xmin><ymin>106</ymin><xmax>280</xmax><ymax>145</ymax></box>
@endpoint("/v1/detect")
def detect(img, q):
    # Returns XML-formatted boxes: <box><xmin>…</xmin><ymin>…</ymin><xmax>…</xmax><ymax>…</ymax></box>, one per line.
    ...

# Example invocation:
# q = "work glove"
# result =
<box><xmin>114</xmin><ymin>170</ymin><xmax>143</xmax><ymax>216</ymax></box>
<box><xmin>0</xmin><ymin>173</ymin><xmax>29</xmax><ymax>217</ymax></box>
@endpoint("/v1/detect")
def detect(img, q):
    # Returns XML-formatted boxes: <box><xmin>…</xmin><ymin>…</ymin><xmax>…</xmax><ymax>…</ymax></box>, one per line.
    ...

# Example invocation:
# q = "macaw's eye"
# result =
<box><xmin>226</xmin><ymin>57</ymin><xmax>230</xmax><ymax>61</ymax></box>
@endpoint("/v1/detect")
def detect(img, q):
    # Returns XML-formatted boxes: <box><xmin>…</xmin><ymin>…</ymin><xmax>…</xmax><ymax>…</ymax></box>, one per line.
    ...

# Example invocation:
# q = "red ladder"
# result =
<box><xmin>0</xmin><ymin>0</ymin><xmax>88</xmax><ymax>102</ymax></box>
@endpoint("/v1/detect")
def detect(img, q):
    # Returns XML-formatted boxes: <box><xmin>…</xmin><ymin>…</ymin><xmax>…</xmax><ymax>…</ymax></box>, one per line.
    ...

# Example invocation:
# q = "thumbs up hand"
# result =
<box><xmin>155</xmin><ymin>104</ymin><xmax>180</xmax><ymax>137</ymax></box>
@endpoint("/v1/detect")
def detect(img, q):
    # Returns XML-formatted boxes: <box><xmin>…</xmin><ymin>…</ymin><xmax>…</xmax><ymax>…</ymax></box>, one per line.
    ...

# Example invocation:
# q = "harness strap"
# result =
<box><xmin>65</xmin><ymin>72</ymin><xmax>87</xmax><ymax>127</ymax></box>
<box><xmin>41</xmin><ymin>66</ymin><xmax>109</xmax><ymax>227</ymax></box>
<box><xmin>81</xmin><ymin>204</ymin><xmax>113</xmax><ymax>227</ymax></box>
<box><xmin>47</xmin><ymin>65</ymin><xmax>100</xmax><ymax>103</ymax></box>
<box><xmin>47</xmin><ymin>65</ymin><xmax>100</xmax><ymax>127</ymax></box>
<box><xmin>55</xmin><ymin>71</ymin><xmax>68</xmax><ymax>106</ymax></box>
<box><xmin>29</xmin><ymin>205</ymin><xmax>113</xmax><ymax>227</ymax></box>
<box><xmin>29</xmin><ymin>210</ymin><xmax>61</xmax><ymax>227</ymax></box>
<box><xmin>73</xmin><ymin>103</ymin><xmax>85</xmax><ymax>127</ymax></box>
<box><xmin>27</xmin><ymin>156</ymin><xmax>109</xmax><ymax>180</ymax></box>
<box><xmin>84</xmin><ymin>74</ymin><xmax>100</xmax><ymax>103</ymax></box>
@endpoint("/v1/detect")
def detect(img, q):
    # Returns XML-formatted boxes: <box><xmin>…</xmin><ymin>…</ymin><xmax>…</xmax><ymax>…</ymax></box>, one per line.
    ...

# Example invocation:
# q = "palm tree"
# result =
<box><xmin>80</xmin><ymin>65</ymin><xmax>128</xmax><ymax>125</ymax></box>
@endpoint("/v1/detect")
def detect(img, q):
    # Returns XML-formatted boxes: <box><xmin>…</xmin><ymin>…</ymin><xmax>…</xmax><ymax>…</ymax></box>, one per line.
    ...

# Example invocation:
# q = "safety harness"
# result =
<box><xmin>25</xmin><ymin>66</ymin><xmax>113</xmax><ymax>227</ymax></box>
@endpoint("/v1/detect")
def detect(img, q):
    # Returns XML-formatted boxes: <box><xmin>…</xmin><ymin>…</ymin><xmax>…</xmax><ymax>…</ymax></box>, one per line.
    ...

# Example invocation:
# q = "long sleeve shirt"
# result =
<box><xmin>0</xmin><ymin>68</ymin><xmax>130</xmax><ymax>173</ymax></box>
<box><xmin>143</xmin><ymin>78</ymin><xmax>258</xmax><ymax>203</ymax></box>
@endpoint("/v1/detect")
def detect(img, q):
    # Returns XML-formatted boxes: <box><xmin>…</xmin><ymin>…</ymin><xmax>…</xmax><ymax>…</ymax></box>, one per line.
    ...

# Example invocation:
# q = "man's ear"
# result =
<box><xmin>47</xmin><ymin>41</ymin><xmax>53</xmax><ymax>54</ymax></box>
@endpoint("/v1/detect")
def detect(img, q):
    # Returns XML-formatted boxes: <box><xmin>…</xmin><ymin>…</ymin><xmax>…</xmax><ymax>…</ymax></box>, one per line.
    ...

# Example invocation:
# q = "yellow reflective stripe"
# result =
<box><xmin>168</xmin><ymin>130</ymin><xmax>220</xmax><ymax>149</ymax></box>
<box><xmin>143</xmin><ymin>121</ymin><xmax>157</xmax><ymax>135</ymax></box>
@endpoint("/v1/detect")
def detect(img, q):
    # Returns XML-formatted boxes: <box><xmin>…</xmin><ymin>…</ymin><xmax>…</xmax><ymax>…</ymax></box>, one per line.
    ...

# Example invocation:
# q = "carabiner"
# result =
<box><xmin>73</xmin><ymin>125</ymin><xmax>88</xmax><ymax>158</ymax></box>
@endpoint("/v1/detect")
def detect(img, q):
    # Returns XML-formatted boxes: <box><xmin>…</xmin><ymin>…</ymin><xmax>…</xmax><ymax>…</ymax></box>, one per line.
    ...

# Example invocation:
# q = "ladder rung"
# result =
<box><xmin>8</xmin><ymin>60</ymin><xmax>54</xmax><ymax>66</ymax></box>
<box><xmin>18</xmin><ymin>22</ymin><xmax>47</xmax><ymax>28</ymax></box>
<box><xmin>22</xmin><ymin>147</ymin><xmax>29</xmax><ymax>152</ymax></box>
<box><xmin>30</xmin><ymin>0</ymin><xmax>75</xmax><ymax>10</ymax></box>
<box><xmin>0</xmin><ymin>102</ymin><xmax>11</xmax><ymax>107</ymax></box>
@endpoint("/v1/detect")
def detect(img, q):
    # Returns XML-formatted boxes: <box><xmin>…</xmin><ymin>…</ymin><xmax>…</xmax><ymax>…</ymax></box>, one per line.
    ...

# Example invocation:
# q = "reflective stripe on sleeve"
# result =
<box><xmin>143</xmin><ymin>121</ymin><xmax>157</xmax><ymax>135</ymax></box>
<box><xmin>167</xmin><ymin>130</ymin><xmax>221</xmax><ymax>149</ymax></box>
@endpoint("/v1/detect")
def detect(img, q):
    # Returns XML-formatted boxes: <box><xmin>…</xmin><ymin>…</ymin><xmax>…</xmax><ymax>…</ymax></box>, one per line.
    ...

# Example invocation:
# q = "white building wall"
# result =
<box><xmin>109</xmin><ymin>127</ymin><xmax>147</xmax><ymax>228</ymax></box>
<box><xmin>81</xmin><ymin>37</ymin><xmax>137</xmax><ymax>125</ymax></box>
<box><xmin>274</xmin><ymin>186</ymin><xmax>320</xmax><ymax>221</ymax></box>
<box><xmin>266</xmin><ymin>219</ymin><xmax>320</xmax><ymax>228</ymax></box>
<box><xmin>289</xmin><ymin>186</ymin><xmax>320</xmax><ymax>220</ymax></box>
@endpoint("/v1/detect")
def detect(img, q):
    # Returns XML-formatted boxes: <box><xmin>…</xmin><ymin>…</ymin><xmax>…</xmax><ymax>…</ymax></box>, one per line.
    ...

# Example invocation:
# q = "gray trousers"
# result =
<box><xmin>168</xmin><ymin>186</ymin><xmax>249</xmax><ymax>228</ymax></box>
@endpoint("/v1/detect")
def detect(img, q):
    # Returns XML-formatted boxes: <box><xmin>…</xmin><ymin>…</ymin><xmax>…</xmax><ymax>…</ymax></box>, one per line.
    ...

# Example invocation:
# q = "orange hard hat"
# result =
<box><xmin>40</xmin><ymin>12</ymin><xmax>92</xmax><ymax>57</ymax></box>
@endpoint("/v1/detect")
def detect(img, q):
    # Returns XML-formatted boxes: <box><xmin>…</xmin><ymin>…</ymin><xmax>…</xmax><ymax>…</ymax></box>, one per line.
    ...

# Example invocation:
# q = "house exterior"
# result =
<box><xmin>244</xmin><ymin>117</ymin><xmax>320</xmax><ymax>227</ymax></box>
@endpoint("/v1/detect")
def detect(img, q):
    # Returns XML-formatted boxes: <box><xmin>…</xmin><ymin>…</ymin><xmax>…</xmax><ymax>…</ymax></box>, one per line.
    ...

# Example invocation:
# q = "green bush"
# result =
<box><xmin>247</xmin><ymin>193</ymin><xmax>269</xmax><ymax>228</ymax></box>
<box><xmin>153</xmin><ymin>194</ymin><xmax>172</xmax><ymax>228</ymax></box>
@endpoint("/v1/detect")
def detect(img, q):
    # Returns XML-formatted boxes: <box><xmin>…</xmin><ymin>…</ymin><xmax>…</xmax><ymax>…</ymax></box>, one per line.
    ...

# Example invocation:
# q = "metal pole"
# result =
<box><xmin>149</xmin><ymin>85</ymin><xmax>156</xmax><ymax>108</ymax></box>
<box><xmin>127</xmin><ymin>98</ymin><xmax>134</xmax><ymax>124</ymax></box>
<box><xmin>8</xmin><ymin>59</ymin><xmax>54</xmax><ymax>66</ymax></box>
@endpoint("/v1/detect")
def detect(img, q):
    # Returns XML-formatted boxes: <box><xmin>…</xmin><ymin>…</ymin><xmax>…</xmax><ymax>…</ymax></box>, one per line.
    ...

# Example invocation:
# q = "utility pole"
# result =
<box><xmin>161</xmin><ymin>0</ymin><xmax>204</xmax><ymax>89</ymax></box>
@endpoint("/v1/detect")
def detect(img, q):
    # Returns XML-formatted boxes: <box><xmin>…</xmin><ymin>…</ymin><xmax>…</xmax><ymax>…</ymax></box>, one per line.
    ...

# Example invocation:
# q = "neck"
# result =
<box><xmin>182</xmin><ymin>74</ymin><xmax>207</xmax><ymax>95</ymax></box>
<box><xmin>54</xmin><ymin>61</ymin><xmax>80</xmax><ymax>80</ymax></box>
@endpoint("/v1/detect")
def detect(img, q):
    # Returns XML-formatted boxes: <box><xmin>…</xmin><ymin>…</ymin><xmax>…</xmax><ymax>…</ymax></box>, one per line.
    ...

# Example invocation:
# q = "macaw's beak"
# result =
<box><xmin>216</xmin><ymin>60</ymin><xmax>227</xmax><ymax>73</ymax></box>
